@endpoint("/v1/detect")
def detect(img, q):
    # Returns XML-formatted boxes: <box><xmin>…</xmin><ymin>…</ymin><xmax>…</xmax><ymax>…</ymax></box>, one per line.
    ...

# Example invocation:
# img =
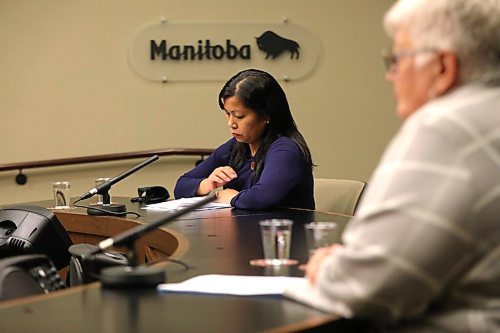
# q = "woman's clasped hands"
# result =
<box><xmin>197</xmin><ymin>166</ymin><xmax>238</xmax><ymax>202</ymax></box>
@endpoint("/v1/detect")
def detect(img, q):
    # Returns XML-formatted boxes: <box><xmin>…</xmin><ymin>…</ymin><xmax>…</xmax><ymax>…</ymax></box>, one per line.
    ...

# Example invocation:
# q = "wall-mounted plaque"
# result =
<box><xmin>128</xmin><ymin>20</ymin><xmax>320</xmax><ymax>82</ymax></box>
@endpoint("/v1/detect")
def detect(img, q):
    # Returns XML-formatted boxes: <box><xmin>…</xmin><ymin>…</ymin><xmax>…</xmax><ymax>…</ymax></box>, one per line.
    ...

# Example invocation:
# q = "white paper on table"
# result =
<box><xmin>143</xmin><ymin>197</ymin><xmax>231</xmax><ymax>211</ymax></box>
<box><xmin>283</xmin><ymin>277</ymin><xmax>352</xmax><ymax>316</ymax></box>
<box><xmin>157</xmin><ymin>274</ymin><xmax>305</xmax><ymax>296</ymax></box>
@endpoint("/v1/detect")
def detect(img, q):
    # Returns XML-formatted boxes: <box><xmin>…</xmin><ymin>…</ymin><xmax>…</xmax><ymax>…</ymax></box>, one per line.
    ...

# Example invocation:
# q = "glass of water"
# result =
<box><xmin>52</xmin><ymin>181</ymin><xmax>71</xmax><ymax>209</ymax></box>
<box><xmin>250</xmin><ymin>219</ymin><xmax>298</xmax><ymax>266</ymax></box>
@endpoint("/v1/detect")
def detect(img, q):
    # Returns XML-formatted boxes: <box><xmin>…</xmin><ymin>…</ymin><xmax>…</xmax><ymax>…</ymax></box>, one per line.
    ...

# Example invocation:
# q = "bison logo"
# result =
<box><xmin>255</xmin><ymin>31</ymin><xmax>300</xmax><ymax>59</ymax></box>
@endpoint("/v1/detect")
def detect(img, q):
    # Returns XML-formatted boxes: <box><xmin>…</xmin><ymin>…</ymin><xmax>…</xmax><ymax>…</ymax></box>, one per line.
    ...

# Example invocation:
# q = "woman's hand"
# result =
<box><xmin>215</xmin><ymin>188</ymin><xmax>239</xmax><ymax>204</ymax></box>
<box><xmin>305</xmin><ymin>244</ymin><xmax>341</xmax><ymax>286</ymax></box>
<box><xmin>196</xmin><ymin>166</ymin><xmax>237</xmax><ymax>195</ymax></box>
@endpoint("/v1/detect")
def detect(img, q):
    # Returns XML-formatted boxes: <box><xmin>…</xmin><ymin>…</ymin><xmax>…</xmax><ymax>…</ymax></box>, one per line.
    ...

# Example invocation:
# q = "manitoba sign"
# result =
<box><xmin>128</xmin><ymin>20</ymin><xmax>320</xmax><ymax>82</ymax></box>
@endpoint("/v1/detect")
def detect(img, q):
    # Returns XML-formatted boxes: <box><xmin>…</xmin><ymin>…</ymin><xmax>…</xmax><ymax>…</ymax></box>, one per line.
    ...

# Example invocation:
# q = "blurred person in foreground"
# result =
<box><xmin>286</xmin><ymin>0</ymin><xmax>500</xmax><ymax>331</ymax></box>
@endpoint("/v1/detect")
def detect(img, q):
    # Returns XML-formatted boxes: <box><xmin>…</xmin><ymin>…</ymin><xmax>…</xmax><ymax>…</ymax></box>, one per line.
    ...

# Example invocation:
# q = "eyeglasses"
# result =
<box><xmin>382</xmin><ymin>48</ymin><xmax>437</xmax><ymax>72</ymax></box>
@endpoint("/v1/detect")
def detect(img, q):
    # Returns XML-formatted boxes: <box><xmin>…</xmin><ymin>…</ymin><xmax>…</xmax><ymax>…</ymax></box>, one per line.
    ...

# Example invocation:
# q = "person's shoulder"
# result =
<box><xmin>419</xmin><ymin>82</ymin><xmax>498</xmax><ymax>122</ymax></box>
<box><xmin>216</xmin><ymin>137</ymin><xmax>237</xmax><ymax>151</ymax></box>
<box><xmin>208</xmin><ymin>138</ymin><xmax>236</xmax><ymax>163</ymax></box>
<box><xmin>269</xmin><ymin>136</ymin><xmax>301</xmax><ymax>154</ymax></box>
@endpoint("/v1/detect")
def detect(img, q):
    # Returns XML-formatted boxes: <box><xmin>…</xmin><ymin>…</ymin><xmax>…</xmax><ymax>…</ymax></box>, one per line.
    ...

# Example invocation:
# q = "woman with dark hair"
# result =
<box><xmin>174</xmin><ymin>69</ymin><xmax>315</xmax><ymax>210</ymax></box>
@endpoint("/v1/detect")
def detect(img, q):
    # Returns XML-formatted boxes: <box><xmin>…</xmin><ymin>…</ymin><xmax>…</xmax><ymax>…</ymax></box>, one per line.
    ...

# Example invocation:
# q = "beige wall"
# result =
<box><xmin>0</xmin><ymin>0</ymin><xmax>399</xmax><ymax>205</ymax></box>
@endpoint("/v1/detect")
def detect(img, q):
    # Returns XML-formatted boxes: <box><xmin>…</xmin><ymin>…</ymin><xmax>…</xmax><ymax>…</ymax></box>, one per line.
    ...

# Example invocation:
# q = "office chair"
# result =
<box><xmin>313</xmin><ymin>178</ymin><xmax>366</xmax><ymax>215</ymax></box>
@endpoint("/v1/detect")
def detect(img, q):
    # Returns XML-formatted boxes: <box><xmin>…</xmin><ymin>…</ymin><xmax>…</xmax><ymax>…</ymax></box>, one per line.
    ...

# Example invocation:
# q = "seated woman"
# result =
<box><xmin>174</xmin><ymin>69</ymin><xmax>315</xmax><ymax>210</ymax></box>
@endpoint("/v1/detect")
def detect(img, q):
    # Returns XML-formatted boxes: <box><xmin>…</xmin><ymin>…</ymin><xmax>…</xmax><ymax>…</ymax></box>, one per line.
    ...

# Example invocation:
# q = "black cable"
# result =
<box><xmin>73</xmin><ymin>203</ymin><xmax>141</xmax><ymax>218</ymax></box>
<box><xmin>80</xmin><ymin>257</ymin><xmax>191</xmax><ymax>283</ymax></box>
<box><xmin>145</xmin><ymin>257</ymin><xmax>192</xmax><ymax>270</ymax></box>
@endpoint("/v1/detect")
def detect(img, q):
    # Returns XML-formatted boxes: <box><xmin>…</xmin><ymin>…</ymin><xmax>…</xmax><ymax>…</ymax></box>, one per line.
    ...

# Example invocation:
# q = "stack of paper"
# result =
<box><xmin>158</xmin><ymin>274</ymin><xmax>343</xmax><ymax>314</ymax></box>
<box><xmin>158</xmin><ymin>274</ymin><xmax>305</xmax><ymax>296</ymax></box>
<box><xmin>144</xmin><ymin>197</ymin><xmax>231</xmax><ymax>211</ymax></box>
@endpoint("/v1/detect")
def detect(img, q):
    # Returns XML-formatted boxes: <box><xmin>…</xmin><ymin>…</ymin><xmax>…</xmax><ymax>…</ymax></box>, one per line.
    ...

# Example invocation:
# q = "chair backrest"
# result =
<box><xmin>314</xmin><ymin>178</ymin><xmax>366</xmax><ymax>215</ymax></box>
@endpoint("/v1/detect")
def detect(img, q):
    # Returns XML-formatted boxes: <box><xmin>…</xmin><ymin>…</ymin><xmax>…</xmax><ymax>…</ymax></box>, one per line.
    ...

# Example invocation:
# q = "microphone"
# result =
<box><xmin>91</xmin><ymin>193</ymin><xmax>216</xmax><ymax>255</ymax></box>
<box><xmin>87</xmin><ymin>193</ymin><xmax>217</xmax><ymax>288</ymax></box>
<box><xmin>74</xmin><ymin>155</ymin><xmax>159</xmax><ymax>216</ymax></box>
<box><xmin>75</xmin><ymin>155</ymin><xmax>159</xmax><ymax>203</ymax></box>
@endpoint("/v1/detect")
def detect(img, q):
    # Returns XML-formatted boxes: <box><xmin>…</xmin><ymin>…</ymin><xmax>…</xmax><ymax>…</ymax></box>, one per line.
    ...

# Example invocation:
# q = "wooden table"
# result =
<box><xmin>0</xmin><ymin>198</ymin><xmax>367</xmax><ymax>333</ymax></box>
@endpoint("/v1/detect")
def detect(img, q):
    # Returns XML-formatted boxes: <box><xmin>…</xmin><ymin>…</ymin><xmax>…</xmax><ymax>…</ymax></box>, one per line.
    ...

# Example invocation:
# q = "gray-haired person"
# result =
<box><xmin>286</xmin><ymin>0</ymin><xmax>500</xmax><ymax>331</ymax></box>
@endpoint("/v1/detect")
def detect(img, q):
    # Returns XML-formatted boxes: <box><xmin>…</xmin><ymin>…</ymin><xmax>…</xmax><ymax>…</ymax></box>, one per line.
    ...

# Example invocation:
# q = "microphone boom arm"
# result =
<box><xmin>96</xmin><ymin>155</ymin><xmax>160</xmax><ymax>194</ymax></box>
<box><xmin>74</xmin><ymin>155</ymin><xmax>159</xmax><ymax>204</ymax></box>
<box><xmin>93</xmin><ymin>193</ymin><xmax>217</xmax><ymax>255</ymax></box>
<box><xmin>76</xmin><ymin>193</ymin><xmax>218</xmax><ymax>288</ymax></box>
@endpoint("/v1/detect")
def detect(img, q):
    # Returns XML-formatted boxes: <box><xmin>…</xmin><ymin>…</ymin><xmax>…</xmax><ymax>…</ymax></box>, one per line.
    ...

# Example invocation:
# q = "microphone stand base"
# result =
<box><xmin>87</xmin><ymin>203</ymin><xmax>127</xmax><ymax>216</ymax></box>
<box><xmin>99</xmin><ymin>265</ymin><xmax>166</xmax><ymax>289</ymax></box>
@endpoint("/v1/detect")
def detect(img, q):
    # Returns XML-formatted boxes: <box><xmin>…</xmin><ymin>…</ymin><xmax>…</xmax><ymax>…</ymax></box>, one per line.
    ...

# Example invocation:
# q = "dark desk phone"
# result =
<box><xmin>0</xmin><ymin>254</ymin><xmax>66</xmax><ymax>301</ymax></box>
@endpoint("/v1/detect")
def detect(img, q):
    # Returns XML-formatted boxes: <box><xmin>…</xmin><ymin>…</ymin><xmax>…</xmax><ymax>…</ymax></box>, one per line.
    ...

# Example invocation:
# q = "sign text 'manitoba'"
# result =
<box><xmin>150</xmin><ymin>39</ymin><xmax>251</xmax><ymax>60</ymax></box>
